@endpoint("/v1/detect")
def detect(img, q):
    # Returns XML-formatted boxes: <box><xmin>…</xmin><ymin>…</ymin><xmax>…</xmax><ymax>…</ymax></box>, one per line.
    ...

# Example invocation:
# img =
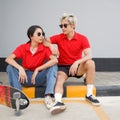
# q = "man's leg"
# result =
<box><xmin>50</xmin><ymin>71</ymin><xmax>68</xmax><ymax>114</ymax></box>
<box><xmin>77</xmin><ymin>59</ymin><xmax>100</xmax><ymax>106</ymax></box>
<box><xmin>54</xmin><ymin>71</ymin><xmax>68</xmax><ymax>102</ymax></box>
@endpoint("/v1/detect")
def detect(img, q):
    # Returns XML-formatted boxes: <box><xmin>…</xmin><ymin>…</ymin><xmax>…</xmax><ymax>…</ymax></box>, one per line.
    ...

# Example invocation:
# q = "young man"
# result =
<box><xmin>45</xmin><ymin>13</ymin><xmax>100</xmax><ymax>114</ymax></box>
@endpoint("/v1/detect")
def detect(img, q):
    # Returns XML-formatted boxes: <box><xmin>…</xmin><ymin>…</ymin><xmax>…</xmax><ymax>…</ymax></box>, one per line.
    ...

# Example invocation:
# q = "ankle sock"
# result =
<box><xmin>55</xmin><ymin>93</ymin><xmax>62</xmax><ymax>102</ymax></box>
<box><xmin>87</xmin><ymin>84</ymin><xmax>93</xmax><ymax>97</ymax></box>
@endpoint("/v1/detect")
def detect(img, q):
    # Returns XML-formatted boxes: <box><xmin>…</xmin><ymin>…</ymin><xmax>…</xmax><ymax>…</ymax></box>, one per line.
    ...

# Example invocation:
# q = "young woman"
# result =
<box><xmin>5</xmin><ymin>25</ymin><xmax>58</xmax><ymax>109</ymax></box>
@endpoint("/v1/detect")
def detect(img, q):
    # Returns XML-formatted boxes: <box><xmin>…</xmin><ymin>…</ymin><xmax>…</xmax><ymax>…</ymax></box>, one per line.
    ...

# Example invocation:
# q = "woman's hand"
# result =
<box><xmin>18</xmin><ymin>67</ymin><xmax>28</xmax><ymax>84</ymax></box>
<box><xmin>31</xmin><ymin>69</ymin><xmax>39</xmax><ymax>85</ymax></box>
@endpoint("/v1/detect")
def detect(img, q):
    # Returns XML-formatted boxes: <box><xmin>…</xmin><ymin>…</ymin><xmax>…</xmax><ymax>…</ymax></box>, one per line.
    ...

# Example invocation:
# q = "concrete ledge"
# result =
<box><xmin>22</xmin><ymin>85</ymin><xmax>120</xmax><ymax>98</ymax></box>
<box><xmin>96</xmin><ymin>85</ymin><xmax>120</xmax><ymax>96</ymax></box>
<box><xmin>22</xmin><ymin>85</ymin><xmax>96</xmax><ymax>98</ymax></box>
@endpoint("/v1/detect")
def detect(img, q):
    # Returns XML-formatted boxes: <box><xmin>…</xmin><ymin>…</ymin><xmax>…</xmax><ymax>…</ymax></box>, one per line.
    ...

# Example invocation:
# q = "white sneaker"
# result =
<box><xmin>44</xmin><ymin>96</ymin><xmax>53</xmax><ymax>109</ymax></box>
<box><xmin>50</xmin><ymin>101</ymin><xmax>66</xmax><ymax>114</ymax></box>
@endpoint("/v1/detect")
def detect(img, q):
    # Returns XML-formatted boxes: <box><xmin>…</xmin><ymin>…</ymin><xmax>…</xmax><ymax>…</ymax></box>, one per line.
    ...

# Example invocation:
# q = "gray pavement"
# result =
<box><xmin>0</xmin><ymin>97</ymin><xmax>120</xmax><ymax>120</ymax></box>
<box><xmin>0</xmin><ymin>72</ymin><xmax>120</xmax><ymax>120</ymax></box>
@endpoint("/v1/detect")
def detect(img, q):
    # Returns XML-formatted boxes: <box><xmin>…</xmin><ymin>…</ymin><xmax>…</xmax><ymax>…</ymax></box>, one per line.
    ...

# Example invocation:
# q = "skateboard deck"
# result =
<box><xmin>0</xmin><ymin>85</ymin><xmax>29</xmax><ymax>112</ymax></box>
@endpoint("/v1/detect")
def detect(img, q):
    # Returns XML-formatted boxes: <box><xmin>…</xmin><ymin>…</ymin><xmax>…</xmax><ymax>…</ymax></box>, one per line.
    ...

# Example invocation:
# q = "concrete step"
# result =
<box><xmin>22</xmin><ymin>85</ymin><xmax>96</xmax><ymax>98</ymax></box>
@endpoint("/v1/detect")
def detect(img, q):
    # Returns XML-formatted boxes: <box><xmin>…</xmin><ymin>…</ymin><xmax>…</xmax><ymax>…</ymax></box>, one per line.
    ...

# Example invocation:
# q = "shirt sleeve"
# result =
<box><xmin>81</xmin><ymin>36</ymin><xmax>90</xmax><ymax>50</ymax></box>
<box><xmin>12</xmin><ymin>44</ymin><xmax>24</xmax><ymax>59</ymax></box>
<box><xmin>45</xmin><ymin>47</ymin><xmax>52</xmax><ymax>60</ymax></box>
<box><xmin>50</xmin><ymin>34</ymin><xmax>59</xmax><ymax>44</ymax></box>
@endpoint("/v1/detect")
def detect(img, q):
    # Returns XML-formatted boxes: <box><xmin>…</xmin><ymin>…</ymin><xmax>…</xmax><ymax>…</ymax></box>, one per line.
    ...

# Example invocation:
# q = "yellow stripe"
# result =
<box><xmin>66</xmin><ymin>86</ymin><xmax>96</xmax><ymax>97</ymax></box>
<box><xmin>30</xmin><ymin>99</ymin><xmax>110</xmax><ymax>120</ymax></box>
<box><xmin>22</xmin><ymin>87</ymin><xmax>35</xmax><ymax>98</ymax></box>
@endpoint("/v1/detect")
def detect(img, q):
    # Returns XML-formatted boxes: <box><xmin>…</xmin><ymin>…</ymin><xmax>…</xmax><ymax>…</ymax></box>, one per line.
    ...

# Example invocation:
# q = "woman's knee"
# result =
<box><xmin>6</xmin><ymin>65</ymin><xmax>13</xmax><ymax>72</ymax></box>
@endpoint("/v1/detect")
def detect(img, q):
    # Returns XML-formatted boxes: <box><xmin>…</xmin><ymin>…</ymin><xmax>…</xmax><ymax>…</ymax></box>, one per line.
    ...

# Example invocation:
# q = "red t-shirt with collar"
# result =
<box><xmin>13</xmin><ymin>43</ymin><xmax>52</xmax><ymax>71</ymax></box>
<box><xmin>50</xmin><ymin>32</ymin><xmax>90</xmax><ymax>65</ymax></box>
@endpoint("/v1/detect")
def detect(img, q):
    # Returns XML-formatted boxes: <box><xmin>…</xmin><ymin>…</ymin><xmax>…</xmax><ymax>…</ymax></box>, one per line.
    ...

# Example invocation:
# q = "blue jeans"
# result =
<box><xmin>6</xmin><ymin>65</ymin><xmax>58</xmax><ymax>96</ymax></box>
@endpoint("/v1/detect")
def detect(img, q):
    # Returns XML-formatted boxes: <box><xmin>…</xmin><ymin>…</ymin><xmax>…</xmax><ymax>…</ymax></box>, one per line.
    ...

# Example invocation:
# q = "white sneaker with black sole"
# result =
<box><xmin>86</xmin><ymin>95</ymin><xmax>100</xmax><ymax>106</ymax></box>
<box><xmin>50</xmin><ymin>101</ymin><xmax>66</xmax><ymax>114</ymax></box>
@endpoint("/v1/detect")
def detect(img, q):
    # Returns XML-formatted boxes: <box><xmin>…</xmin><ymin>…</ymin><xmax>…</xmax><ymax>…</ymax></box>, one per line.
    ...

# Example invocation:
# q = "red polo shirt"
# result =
<box><xmin>50</xmin><ymin>32</ymin><xmax>90</xmax><ymax>65</ymax></box>
<box><xmin>13</xmin><ymin>43</ymin><xmax>52</xmax><ymax>70</ymax></box>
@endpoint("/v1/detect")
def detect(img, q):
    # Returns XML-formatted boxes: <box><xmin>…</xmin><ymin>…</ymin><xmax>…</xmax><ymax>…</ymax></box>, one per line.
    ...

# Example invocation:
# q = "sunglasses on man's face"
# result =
<box><xmin>59</xmin><ymin>24</ymin><xmax>70</xmax><ymax>28</ymax></box>
<box><xmin>37</xmin><ymin>32</ymin><xmax>45</xmax><ymax>37</ymax></box>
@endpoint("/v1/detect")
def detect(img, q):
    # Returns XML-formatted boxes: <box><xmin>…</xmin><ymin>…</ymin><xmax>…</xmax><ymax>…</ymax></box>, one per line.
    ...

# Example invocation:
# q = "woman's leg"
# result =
<box><xmin>35</xmin><ymin>65</ymin><xmax>58</xmax><ymax>96</ymax></box>
<box><xmin>23</xmin><ymin>65</ymin><xmax>58</xmax><ymax>96</ymax></box>
<box><xmin>6</xmin><ymin>65</ymin><xmax>22</xmax><ymax>90</ymax></box>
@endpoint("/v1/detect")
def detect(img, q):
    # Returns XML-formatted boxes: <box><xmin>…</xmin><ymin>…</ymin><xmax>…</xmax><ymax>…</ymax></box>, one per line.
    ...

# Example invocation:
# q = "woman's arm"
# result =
<box><xmin>31</xmin><ymin>55</ymin><xmax>58</xmax><ymax>84</ymax></box>
<box><xmin>5</xmin><ymin>54</ymin><xmax>28</xmax><ymax>83</ymax></box>
<box><xmin>5</xmin><ymin>54</ymin><xmax>23</xmax><ymax>70</ymax></box>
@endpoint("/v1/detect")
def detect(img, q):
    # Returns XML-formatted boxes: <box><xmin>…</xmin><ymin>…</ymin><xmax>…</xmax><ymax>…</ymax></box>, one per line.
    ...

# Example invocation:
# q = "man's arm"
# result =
<box><xmin>43</xmin><ymin>38</ymin><xmax>51</xmax><ymax>47</ymax></box>
<box><xmin>43</xmin><ymin>38</ymin><xmax>59</xmax><ymax>57</ymax></box>
<box><xmin>69</xmin><ymin>48</ymin><xmax>92</xmax><ymax>76</ymax></box>
<box><xmin>79</xmin><ymin>48</ymin><xmax>92</xmax><ymax>63</ymax></box>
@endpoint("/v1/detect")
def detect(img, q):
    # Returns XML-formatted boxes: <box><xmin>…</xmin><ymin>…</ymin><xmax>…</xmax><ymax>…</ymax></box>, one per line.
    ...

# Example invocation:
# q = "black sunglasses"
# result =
<box><xmin>59</xmin><ymin>24</ymin><xmax>69</xmax><ymax>28</ymax></box>
<box><xmin>37</xmin><ymin>32</ymin><xmax>45</xmax><ymax>36</ymax></box>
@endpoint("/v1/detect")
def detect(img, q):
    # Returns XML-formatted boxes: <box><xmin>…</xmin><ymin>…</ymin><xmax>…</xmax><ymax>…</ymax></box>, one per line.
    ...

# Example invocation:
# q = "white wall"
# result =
<box><xmin>0</xmin><ymin>0</ymin><xmax>120</xmax><ymax>58</ymax></box>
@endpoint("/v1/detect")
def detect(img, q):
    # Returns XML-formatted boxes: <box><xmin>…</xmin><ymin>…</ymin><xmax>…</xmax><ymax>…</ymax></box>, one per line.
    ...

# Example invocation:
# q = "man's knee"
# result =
<box><xmin>85</xmin><ymin>59</ymin><xmax>95</xmax><ymax>68</ymax></box>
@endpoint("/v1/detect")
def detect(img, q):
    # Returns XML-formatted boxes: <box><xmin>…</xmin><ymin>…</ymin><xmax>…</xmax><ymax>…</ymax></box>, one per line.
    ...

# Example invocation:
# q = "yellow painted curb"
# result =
<box><xmin>66</xmin><ymin>86</ymin><xmax>96</xmax><ymax>97</ymax></box>
<box><xmin>22</xmin><ymin>86</ymin><xmax>35</xmax><ymax>98</ymax></box>
<box><xmin>22</xmin><ymin>85</ymin><xmax>96</xmax><ymax>98</ymax></box>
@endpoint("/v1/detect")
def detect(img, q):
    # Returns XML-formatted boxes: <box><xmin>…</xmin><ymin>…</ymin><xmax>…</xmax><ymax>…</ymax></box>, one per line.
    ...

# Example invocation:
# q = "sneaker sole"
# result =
<box><xmin>86</xmin><ymin>99</ymin><xmax>100</xmax><ymax>106</ymax></box>
<box><xmin>50</xmin><ymin>106</ymin><xmax>66</xmax><ymax>114</ymax></box>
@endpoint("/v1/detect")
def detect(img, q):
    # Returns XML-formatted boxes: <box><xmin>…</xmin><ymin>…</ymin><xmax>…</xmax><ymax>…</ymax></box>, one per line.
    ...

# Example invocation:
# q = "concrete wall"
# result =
<box><xmin>0</xmin><ymin>0</ymin><xmax>120</xmax><ymax>58</ymax></box>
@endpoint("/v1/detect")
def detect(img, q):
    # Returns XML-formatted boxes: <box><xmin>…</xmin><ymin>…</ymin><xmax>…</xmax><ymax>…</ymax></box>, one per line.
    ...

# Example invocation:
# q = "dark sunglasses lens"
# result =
<box><xmin>59</xmin><ymin>24</ymin><xmax>68</xmax><ymax>28</ymax></box>
<box><xmin>38</xmin><ymin>32</ymin><xmax>41</xmax><ymax>36</ymax></box>
<box><xmin>42</xmin><ymin>32</ymin><xmax>45</xmax><ymax>36</ymax></box>
<box><xmin>37</xmin><ymin>32</ymin><xmax>45</xmax><ymax>36</ymax></box>
<box><xmin>64</xmin><ymin>24</ymin><xmax>67</xmax><ymax>28</ymax></box>
<box><xmin>59</xmin><ymin>25</ymin><xmax>62</xmax><ymax>28</ymax></box>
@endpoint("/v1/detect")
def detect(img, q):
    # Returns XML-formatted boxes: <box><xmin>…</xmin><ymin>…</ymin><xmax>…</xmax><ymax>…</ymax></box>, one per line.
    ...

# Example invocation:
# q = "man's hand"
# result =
<box><xmin>69</xmin><ymin>61</ymin><xmax>79</xmax><ymax>76</ymax></box>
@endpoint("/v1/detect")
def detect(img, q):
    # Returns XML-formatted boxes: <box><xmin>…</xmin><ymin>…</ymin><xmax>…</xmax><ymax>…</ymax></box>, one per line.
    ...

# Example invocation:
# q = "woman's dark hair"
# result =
<box><xmin>27</xmin><ymin>25</ymin><xmax>45</xmax><ymax>43</ymax></box>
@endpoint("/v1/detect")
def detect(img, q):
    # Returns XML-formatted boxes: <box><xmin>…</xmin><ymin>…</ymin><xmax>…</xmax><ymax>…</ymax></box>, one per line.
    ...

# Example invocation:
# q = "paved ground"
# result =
<box><xmin>0</xmin><ymin>97</ymin><xmax>120</xmax><ymax>120</ymax></box>
<box><xmin>0</xmin><ymin>72</ymin><xmax>120</xmax><ymax>120</ymax></box>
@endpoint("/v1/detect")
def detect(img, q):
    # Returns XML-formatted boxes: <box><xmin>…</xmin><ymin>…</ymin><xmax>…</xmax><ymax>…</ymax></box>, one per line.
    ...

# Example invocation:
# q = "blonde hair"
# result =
<box><xmin>60</xmin><ymin>13</ymin><xmax>77</xmax><ymax>26</ymax></box>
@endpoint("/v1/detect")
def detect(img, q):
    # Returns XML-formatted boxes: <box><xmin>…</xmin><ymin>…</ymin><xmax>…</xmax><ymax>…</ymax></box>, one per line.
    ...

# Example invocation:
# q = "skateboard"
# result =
<box><xmin>0</xmin><ymin>85</ymin><xmax>29</xmax><ymax>114</ymax></box>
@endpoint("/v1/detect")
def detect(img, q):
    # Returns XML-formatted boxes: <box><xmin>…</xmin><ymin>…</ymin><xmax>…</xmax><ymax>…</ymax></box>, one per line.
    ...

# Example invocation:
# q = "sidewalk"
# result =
<box><xmin>0</xmin><ymin>97</ymin><xmax>120</xmax><ymax>120</ymax></box>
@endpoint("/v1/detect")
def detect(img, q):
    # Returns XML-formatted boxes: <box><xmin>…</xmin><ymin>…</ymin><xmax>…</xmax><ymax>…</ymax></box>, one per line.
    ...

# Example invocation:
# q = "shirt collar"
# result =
<box><xmin>61</xmin><ymin>32</ymin><xmax>77</xmax><ymax>40</ymax></box>
<box><xmin>26</xmin><ymin>43</ymin><xmax>44</xmax><ymax>51</ymax></box>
